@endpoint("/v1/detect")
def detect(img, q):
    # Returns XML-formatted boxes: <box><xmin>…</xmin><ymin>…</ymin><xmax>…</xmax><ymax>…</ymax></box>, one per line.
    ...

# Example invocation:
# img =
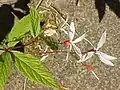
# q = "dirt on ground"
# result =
<box><xmin>3</xmin><ymin>0</ymin><xmax>120</xmax><ymax>90</ymax></box>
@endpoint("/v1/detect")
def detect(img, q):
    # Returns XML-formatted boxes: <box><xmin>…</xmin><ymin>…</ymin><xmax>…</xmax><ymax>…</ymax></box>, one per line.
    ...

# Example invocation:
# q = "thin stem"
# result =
<box><xmin>24</xmin><ymin>37</ymin><xmax>39</xmax><ymax>46</ymax></box>
<box><xmin>49</xmin><ymin>5</ymin><xmax>70</xmax><ymax>26</ymax></box>
<box><xmin>9</xmin><ymin>37</ymin><xmax>39</xmax><ymax>50</ymax></box>
<box><xmin>23</xmin><ymin>78</ymin><xmax>27</xmax><ymax>90</ymax></box>
<box><xmin>25</xmin><ymin>48</ymin><xmax>95</xmax><ymax>55</ymax></box>
<box><xmin>82</xmin><ymin>48</ymin><xmax>95</xmax><ymax>54</ymax></box>
<box><xmin>36</xmin><ymin>0</ymin><xmax>44</xmax><ymax>9</ymax></box>
<box><xmin>91</xmin><ymin>70</ymin><xmax>99</xmax><ymax>80</ymax></box>
<box><xmin>84</xmin><ymin>38</ymin><xmax>96</xmax><ymax>49</ymax></box>
<box><xmin>26</xmin><ymin>50</ymin><xmax>67</xmax><ymax>54</ymax></box>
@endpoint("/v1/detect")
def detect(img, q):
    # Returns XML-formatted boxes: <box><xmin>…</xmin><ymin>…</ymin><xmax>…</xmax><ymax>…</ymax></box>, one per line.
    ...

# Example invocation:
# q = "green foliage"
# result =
<box><xmin>7</xmin><ymin>15</ymin><xmax>30</xmax><ymax>47</ymax></box>
<box><xmin>0</xmin><ymin>8</ymin><xmax>59</xmax><ymax>90</ymax></box>
<box><xmin>0</xmin><ymin>52</ymin><xmax>11</xmax><ymax>90</ymax></box>
<box><xmin>29</xmin><ymin>8</ymin><xmax>41</xmax><ymax>37</ymax></box>
<box><xmin>12</xmin><ymin>51</ymin><xmax>59</xmax><ymax>89</ymax></box>
<box><xmin>7</xmin><ymin>8</ymin><xmax>41</xmax><ymax>47</ymax></box>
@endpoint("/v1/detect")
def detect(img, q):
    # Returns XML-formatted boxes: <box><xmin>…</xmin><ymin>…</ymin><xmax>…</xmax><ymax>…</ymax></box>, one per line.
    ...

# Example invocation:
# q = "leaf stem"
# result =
<box><xmin>9</xmin><ymin>37</ymin><xmax>40</xmax><ymax>50</ymax></box>
<box><xmin>25</xmin><ymin>48</ymin><xmax>95</xmax><ymax>55</ymax></box>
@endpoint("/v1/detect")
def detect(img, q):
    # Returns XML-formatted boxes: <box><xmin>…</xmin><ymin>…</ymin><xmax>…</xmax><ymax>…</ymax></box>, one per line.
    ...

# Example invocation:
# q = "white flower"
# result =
<box><xmin>78</xmin><ymin>31</ymin><xmax>117</xmax><ymax>66</ymax></box>
<box><xmin>64</xmin><ymin>22</ymin><xmax>86</xmax><ymax>60</ymax></box>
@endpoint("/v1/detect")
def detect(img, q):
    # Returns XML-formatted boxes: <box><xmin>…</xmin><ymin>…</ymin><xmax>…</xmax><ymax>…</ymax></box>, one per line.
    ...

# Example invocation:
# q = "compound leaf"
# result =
<box><xmin>12</xmin><ymin>51</ymin><xmax>59</xmax><ymax>89</ymax></box>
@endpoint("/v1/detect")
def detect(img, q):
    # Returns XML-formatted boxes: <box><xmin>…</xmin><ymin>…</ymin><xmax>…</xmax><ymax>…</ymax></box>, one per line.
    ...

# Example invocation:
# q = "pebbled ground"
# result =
<box><xmin>4</xmin><ymin>0</ymin><xmax>120</xmax><ymax>90</ymax></box>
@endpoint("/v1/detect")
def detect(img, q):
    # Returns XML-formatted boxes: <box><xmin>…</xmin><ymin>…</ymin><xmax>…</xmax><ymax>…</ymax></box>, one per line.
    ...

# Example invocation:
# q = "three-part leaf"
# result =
<box><xmin>8</xmin><ymin>15</ymin><xmax>30</xmax><ymax>47</ymax></box>
<box><xmin>0</xmin><ymin>52</ymin><xmax>11</xmax><ymax>90</ymax></box>
<box><xmin>29</xmin><ymin>8</ymin><xmax>41</xmax><ymax>37</ymax></box>
<box><xmin>12</xmin><ymin>51</ymin><xmax>59</xmax><ymax>89</ymax></box>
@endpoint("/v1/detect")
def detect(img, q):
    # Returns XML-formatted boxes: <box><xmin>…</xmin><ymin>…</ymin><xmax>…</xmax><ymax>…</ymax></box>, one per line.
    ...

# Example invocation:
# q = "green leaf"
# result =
<box><xmin>29</xmin><ymin>8</ymin><xmax>41</xmax><ymax>37</ymax></box>
<box><xmin>12</xmin><ymin>51</ymin><xmax>59</xmax><ymax>89</ymax></box>
<box><xmin>7</xmin><ymin>15</ymin><xmax>30</xmax><ymax>47</ymax></box>
<box><xmin>0</xmin><ymin>52</ymin><xmax>11</xmax><ymax>90</ymax></box>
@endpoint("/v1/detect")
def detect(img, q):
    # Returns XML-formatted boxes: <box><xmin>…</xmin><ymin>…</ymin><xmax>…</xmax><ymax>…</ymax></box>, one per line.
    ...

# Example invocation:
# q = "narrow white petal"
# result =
<box><xmin>69</xmin><ymin>44</ymin><xmax>72</xmax><ymax>51</ymax></box>
<box><xmin>97</xmin><ymin>31</ymin><xmax>106</xmax><ymax>50</ymax></box>
<box><xmin>82</xmin><ymin>54</ymin><xmax>87</xmax><ymax>61</ymax></box>
<box><xmin>72</xmin><ymin>44</ymin><xmax>82</xmax><ymax>58</ymax></box>
<box><xmin>69</xmin><ymin>22</ymin><xmax>75</xmax><ymax>41</ymax></box>
<box><xmin>77</xmin><ymin>60</ymin><xmax>83</xmax><ymax>63</ymax></box>
<box><xmin>77</xmin><ymin>52</ymin><xmax>94</xmax><ymax>63</ymax></box>
<box><xmin>99</xmin><ymin>52</ymin><xmax>117</xmax><ymax>60</ymax></box>
<box><xmin>84</xmin><ymin>52</ymin><xmax>94</xmax><ymax>61</ymax></box>
<box><xmin>66</xmin><ymin>45</ymin><xmax>72</xmax><ymax>61</ymax></box>
<box><xmin>96</xmin><ymin>52</ymin><xmax>114</xmax><ymax>66</ymax></box>
<box><xmin>77</xmin><ymin>54</ymin><xmax>87</xmax><ymax>63</ymax></box>
<box><xmin>73</xmin><ymin>33</ymin><xmax>86</xmax><ymax>44</ymax></box>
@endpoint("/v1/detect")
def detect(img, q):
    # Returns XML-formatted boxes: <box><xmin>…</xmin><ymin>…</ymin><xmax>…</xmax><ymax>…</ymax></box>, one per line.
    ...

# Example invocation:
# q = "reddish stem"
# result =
<box><xmin>82</xmin><ymin>48</ymin><xmax>96</xmax><ymax>54</ymax></box>
<box><xmin>10</xmin><ymin>37</ymin><xmax>39</xmax><ymax>50</ymax></box>
<box><xmin>26</xmin><ymin>50</ymin><xmax>67</xmax><ymax>54</ymax></box>
<box><xmin>25</xmin><ymin>48</ymin><xmax>95</xmax><ymax>55</ymax></box>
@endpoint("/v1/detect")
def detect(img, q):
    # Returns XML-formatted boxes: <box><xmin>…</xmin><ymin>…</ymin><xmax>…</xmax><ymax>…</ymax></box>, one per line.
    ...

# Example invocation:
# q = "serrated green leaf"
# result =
<box><xmin>7</xmin><ymin>15</ymin><xmax>30</xmax><ymax>47</ymax></box>
<box><xmin>0</xmin><ymin>52</ymin><xmax>11</xmax><ymax>90</ymax></box>
<box><xmin>29</xmin><ymin>8</ymin><xmax>41</xmax><ymax>37</ymax></box>
<box><xmin>12</xmin><ymin>51</ymin><xmax>59</xmax><ymax>89</ymax></box>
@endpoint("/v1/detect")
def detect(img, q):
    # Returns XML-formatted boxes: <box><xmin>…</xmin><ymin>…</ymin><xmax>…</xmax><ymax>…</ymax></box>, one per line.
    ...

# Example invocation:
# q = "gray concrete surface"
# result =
<box><xmin>5</xmin><ymin>0</ymin><xmax>120</xmax><ymax>90</ymax></box>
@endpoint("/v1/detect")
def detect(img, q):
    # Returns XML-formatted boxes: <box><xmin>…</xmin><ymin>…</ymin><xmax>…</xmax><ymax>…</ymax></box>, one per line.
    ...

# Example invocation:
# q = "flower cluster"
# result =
<box><xmin>60</xmin><ymin>22</ymin><xmax>117</xmax><ymax>80</ymax></box>
<box><xmin>62</xmin><ymin>22</ymin><xmax>117</xmax><ymax>66</ymax></box>
<box><xmin>61</xmin><ymin>22</ymin><xmax>86</xmax><ymax>60</ymax></box>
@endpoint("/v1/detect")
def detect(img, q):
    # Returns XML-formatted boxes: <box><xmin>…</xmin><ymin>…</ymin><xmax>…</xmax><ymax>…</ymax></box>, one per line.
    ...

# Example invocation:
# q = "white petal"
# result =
<box><xmin>77</xmin><ymin>54</ymin><xmax>87</xmax><ymax>63</ymax></box>
<box><xmin>72</xmin><ymin>44</ymin><xmax>82</xmax><ymax>58</ymax></box>
<box><xmin>66</xmin><ymin>45</ymin><xmax>72</xmax><ymax>61</ymax></box>
<box><xmin>69</xmin><ymin>22</ymin><xmax>75</xmax><ymax>41</ymax></box>
<box><xmin>84</xmin><ymin>52</ymin><xmax>94</xmax><ymax>61</ymax></box>
<box><xmin>73</xmin><ymin>33</ymin><xmax>86</xmax><ymax>44</ymax></box>
<box><xmin>96</xmin><ymin>52</ymin><xmax>114</xmax><ymax>66</ymax></box>
<box><xmin>69</xmin><ymin>44</ymin><xmax>72</xmax><ymax>51</ymax></box>
<box><xmin>82</xmin><ymin>54</ymin><xmax>87</xmax><ymax>61</ymax></box>
<box><xmin>99</xmin><ymin>52</ymin><xmax>117</xmax><ymax>60</ymax></box>
<box><xmin>78</xmin><ymin>52</ymin><xmax>94</xmax><ymax>62</ymax></box>
<box><xmin>97</xmin><ymin>31</ymin><xmax>106</xmax><ymax>50</ymax></box>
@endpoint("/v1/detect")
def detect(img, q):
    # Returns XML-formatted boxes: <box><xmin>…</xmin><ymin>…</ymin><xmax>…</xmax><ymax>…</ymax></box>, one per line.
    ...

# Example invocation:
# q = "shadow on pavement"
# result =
<box><xmin>95</xmin><ymin>0</ymin><xmax>120</xmax><ymax>22</ymax></box>
<box><xmin>0</xmin><ymin>0</ymin><xmax>30</xmax><ymax>43</ymax></box>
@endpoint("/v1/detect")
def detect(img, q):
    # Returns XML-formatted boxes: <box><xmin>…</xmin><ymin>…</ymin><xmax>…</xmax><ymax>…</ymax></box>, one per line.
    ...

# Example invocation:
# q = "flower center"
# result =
<box><xmin>63</xmin><ymin>40</ymin><xmax>70</xmax><ymax>47</ymax></box>
<box><xmin>83</xmin><ymin>64</ymin><xmax>93</xmax><ymax>71</ymax></box>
